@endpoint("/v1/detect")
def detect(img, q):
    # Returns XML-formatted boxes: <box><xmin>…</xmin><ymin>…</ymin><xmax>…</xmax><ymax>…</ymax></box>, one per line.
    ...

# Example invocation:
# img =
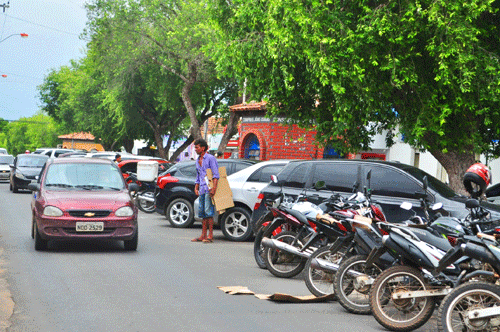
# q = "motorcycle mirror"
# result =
<box><xmin>400</xmin><ymin>202</ymin><xmax>413</xmax><ymax>210</ymax></box>
<box><xmin>465</xmin><ymin>198</ymin><xmax>480</xmax><ymax>209</ymax></box>
<box><xmin>352</xmin><ymin>180</ymin><xmax>359</xmax><ymax>193</ymax></box>
<box><xmin>314</xmin><ymin>181</ymin><xmax>326</xmax><ymax>191</ymax></box>
<box><xmin>432</xmin><ymin>202</ymin><xmax>443</xmax><ymax>210</ymax></box>
<box><xmin>270</xmin><ymin>175</ymin><xmax>278</xmax><ymax>184</ymax></box>
<box><xmin>422</xmin><ymin>175</ymin><xmax>428</xmax><ymax>192</ymax></box>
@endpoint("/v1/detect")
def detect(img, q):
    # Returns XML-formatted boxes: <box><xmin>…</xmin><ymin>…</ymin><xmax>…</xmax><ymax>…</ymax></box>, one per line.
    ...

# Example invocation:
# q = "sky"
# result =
<box><xmin>0</xmin><ymin>0</ymin><xmax>88</xmax><ymax>121</ymax></box>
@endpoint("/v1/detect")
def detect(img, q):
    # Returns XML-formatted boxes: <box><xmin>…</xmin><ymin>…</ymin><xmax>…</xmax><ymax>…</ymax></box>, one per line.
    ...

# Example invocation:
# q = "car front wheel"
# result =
<box><xmin>221</xmin><ymin>207</ymin><xmax>253</xmax><ymax>242</ymax></box>
<box><xmin>166</xmin><ymin>198</ymin><xmax>195</xmax><ymax>228</ymax></box>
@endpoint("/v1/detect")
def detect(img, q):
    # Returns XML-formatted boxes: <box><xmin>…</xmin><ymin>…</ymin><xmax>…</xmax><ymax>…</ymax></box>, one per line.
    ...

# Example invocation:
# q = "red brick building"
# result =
<box><xmin>229</xmin><ymin>101</ymin><xmax>324</xmax><ymax>160</ymax></box>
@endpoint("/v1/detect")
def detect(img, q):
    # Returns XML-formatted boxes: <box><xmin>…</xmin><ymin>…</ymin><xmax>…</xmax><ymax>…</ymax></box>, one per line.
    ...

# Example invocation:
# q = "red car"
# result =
<box><xmin>28</xmin><ymin>158</ymin><xmax>140</xmax><ymax>251</ymax></box>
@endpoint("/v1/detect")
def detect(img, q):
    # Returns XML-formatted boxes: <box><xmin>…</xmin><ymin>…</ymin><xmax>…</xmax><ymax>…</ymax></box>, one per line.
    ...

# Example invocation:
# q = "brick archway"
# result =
<box><xmin>239</xmin><ymin>129</ymin><xmax>267</xmax><ymax>160</ymax></box>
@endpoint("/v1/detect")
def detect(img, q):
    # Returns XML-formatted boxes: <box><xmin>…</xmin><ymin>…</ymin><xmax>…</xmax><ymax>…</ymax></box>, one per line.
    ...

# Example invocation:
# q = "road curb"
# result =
<box><xmin>0</xmin><ymin>249</ymin><xmax>14</xmax><ymax>332</ymax></box>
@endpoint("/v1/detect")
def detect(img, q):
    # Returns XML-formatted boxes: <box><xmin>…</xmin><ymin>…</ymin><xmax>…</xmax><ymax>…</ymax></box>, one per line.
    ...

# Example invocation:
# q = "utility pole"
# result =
<box><xmin>0</xmin><ymin>2</ymin><xmax>9</xmax><ymax>13</ymax></box>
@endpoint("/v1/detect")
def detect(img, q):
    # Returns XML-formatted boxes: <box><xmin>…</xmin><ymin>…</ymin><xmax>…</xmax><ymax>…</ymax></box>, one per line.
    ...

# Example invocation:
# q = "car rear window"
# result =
<box><xmin>312</xmin><ymin>162</ymin><xmax>359</xmax><ymax>192</ymax></box>
<box><xmin>248</xmin><ymin>164</ymin><xmax>286</xmax><ymax>183</ymax></box>
<box><xmin>178</xmin><ymin>165</ymin><xmax>197</xmax><ymax>177</ymax></box>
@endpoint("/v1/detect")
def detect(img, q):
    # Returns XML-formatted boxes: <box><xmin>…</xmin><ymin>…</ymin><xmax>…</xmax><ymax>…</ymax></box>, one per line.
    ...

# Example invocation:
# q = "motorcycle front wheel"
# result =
<box><xmin>136</xmin><ymin>190</ymin><xmax>156</xmax><ymax>213</ymax></box>
<box><xmin>264</xmin><ymin>230</ymin><xmax>308</xmax><ymax>278</ymax></box>
<box><xmin>437</xmin><ymin>281</ymin><xmax>500</xmax><ymax>332</ymax></box>
<box><xmin>369</xmin><ymin>265</ymin><xmax>435</xmax><ymax>331</ymax></box>
<box><xmin>334</xmin><ymin>254</ymin><xmax>383</xmax><ymax>314</ymax></box>
<box><xmin>253</xmin><ymin>215</ymin><xmax>286</xmax><ymax>269</ymax></box>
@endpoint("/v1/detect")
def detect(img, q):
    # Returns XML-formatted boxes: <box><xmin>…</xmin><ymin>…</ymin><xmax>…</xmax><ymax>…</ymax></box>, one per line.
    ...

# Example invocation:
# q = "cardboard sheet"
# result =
<box><xmin>206</xmin><ymin>167</ymin><xmax>234</xmax><ymax>212</ymax></box>
<box><xmin>217</xmin><ymin>286</ymin><xmax>335</xmax><ymax>303</ymax></box>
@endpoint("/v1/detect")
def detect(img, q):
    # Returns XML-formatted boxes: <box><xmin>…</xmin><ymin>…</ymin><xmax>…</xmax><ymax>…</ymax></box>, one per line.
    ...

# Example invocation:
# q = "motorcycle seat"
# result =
<box><xmin>282</xmin><ymin>207</ymin><xmax>308</xmax><ymax>224</ymax></box>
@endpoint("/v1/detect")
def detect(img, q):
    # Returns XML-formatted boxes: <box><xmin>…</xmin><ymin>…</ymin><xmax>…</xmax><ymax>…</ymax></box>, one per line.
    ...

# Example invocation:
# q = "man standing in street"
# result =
<box><xmin>191</xmin><ymin>138</ymin><xmax>219</xmax><ymax>243</ymax></box>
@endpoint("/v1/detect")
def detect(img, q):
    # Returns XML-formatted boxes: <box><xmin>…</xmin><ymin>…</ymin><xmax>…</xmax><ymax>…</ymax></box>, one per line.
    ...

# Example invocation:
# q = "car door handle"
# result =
<box><xmin>246</xmin><ymin>188</ymin><xmax>259</xmax><ymax>192</ymax></box>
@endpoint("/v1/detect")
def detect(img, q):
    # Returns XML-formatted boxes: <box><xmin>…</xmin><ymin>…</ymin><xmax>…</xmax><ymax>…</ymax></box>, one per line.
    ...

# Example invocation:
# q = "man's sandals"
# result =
<box><xmin>191</xmin><ymin>237</ymin><xmax>213</xmax><ymax>243</ymax></box>
<box><xmin>191</xmin><ymin>236</ymin><xmax>205</xmax><ymax>242</ymax></box>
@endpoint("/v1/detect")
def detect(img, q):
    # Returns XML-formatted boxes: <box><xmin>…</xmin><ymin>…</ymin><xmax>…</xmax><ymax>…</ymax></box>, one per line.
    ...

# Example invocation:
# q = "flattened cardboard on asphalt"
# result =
<box><xmin>217</xmin><ymin>286</ymin><xmax>335</xmax><ymax>303</ymax></box>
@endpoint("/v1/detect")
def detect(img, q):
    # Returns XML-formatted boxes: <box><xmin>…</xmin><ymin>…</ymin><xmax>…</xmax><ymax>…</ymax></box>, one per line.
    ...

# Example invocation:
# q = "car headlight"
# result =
<box><xmin>43</xmin><ymin>206</ymin><xmax>64</xmax><ymax>217</ymax></box>
<box><xmin>15</xmin><ymin>172</ymin><xmax>26</xmax><ymax>179</ymax></box>
<box><xmin>115</xmin><ymin>206</ymin><xmax>134</xmax><ymax>217</ymax></box>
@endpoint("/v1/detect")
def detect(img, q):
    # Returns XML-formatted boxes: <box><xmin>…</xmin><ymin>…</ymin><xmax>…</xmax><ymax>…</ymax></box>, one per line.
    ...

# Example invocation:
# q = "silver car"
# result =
<box><xmin>0</xmin><ymin>154</ymin><xmax>13</xmax><ymax>181</ymax></box>
<box><xmin>194</xmin><ymin>160</ymin><xmax>290</xmax><ymax>241</ymax></box>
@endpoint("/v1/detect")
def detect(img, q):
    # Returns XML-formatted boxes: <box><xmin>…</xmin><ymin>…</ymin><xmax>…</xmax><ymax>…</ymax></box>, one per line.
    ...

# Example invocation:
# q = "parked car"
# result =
<box><xmin>9</xmin><ymin>154</ymin><xmax>49</xmax><ymax>192</ymax></box>
<box><xmin>27</xmin><ymin>157</ymin><xmax>139</xmax><ymax>251</ymax></box>
<box><xmin>33</xmin><ymin>148</ymin><xmax>75</xmax><ymax>158</ymax></box>
<box><xmin>0</xmin><ymin>148</ymin><xmax>8</xmax><ymax>154</ymax></box>
<box><xmin>250</xmin><ymin>159</ymin><xmax>500</xmax><ymax>228</ymax></box>
<box><xmin>194</xmin><ymin>160</ymin><xmax>290</xmax><ymax>241</ymax></box>
<box><xmin>154</xmin><ymin>159</ymin><xmax>257</xmax><ymax>228</ymax></box>
<box><xmin>0</xmin><ymin>154</ymin><xmax>14</xmax><ymax>181</ymax></box>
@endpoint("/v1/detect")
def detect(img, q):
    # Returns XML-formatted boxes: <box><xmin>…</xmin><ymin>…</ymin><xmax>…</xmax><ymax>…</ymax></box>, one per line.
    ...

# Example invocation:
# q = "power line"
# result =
<box><xmin>5</xmin><ymin>14</ymin><xmax>84</xmax><ymax>38</ymax></box>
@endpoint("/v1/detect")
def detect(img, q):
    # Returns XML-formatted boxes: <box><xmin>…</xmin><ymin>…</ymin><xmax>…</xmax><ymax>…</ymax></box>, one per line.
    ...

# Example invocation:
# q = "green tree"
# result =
<box><xmin>210</xmin><ymin>0</ymin><xmax>500</xmax><ymax>192</ymax></box>
<box><xmin>2</xmin><ymin>114</ymin><xmax>62</xmax><ymax>155</ymax></box>
<box><xmin>85</xmin><ymin>0</ymin><xmax>240</xmax><ymax>160</ymax></box>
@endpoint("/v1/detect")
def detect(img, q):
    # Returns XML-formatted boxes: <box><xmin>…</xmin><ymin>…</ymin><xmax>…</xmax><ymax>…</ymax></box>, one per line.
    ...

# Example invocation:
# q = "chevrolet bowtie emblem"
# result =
<box><xmin>84</xmin><ymin>212</ymin><xmax>95</xmax><ymax>217</ymax></box>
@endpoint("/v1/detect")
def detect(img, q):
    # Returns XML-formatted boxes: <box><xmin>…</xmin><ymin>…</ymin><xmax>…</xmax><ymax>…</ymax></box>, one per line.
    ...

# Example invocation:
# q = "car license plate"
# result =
<box><xmin>75</xmin><ymin>222</ymin><xmax>104</xmax><ymax>232</ymax></box>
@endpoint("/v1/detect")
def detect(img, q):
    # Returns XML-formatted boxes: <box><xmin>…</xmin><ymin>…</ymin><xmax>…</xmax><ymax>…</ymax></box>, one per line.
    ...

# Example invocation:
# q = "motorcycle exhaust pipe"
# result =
<box><xmin>137</xmin><ymin>194</ymin><xmax>155</xmax><ymax>202</ymax></box>
<box><xmin>261</xmin><ymin>237</ymin><xmax>312</xmax><ymax>259</ymax></box>
<box><xmin>309</xmin><ymin>258</ymin><xmax>367</xmax><ymax>278</ymax></box>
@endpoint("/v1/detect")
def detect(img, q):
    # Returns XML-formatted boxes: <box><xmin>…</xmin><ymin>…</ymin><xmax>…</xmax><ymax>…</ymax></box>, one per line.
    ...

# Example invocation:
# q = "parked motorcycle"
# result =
<box><xmin>434</xmin><ymin>232</ymin><xmax>500</xmax><ymax>332</ymax></box>
<box><xmin>125</xmin><ymin>171</ymin><xmax>156</xmax><ymax>214</ymax></box>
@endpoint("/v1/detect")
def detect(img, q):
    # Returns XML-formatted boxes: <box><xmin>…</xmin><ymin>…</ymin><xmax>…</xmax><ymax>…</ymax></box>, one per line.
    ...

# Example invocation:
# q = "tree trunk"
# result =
<box><xmin>217</xmin><ymin>112</ymin><xmax>240</xmax><ymax>155</ymax></box>
<box><xmin>181</xmin><ymin>61</ymin><xmax>203</xmax><ymax>141</ymax></box>
<box><xmin>152</xmin><ymin>129</ymin><xmax>167</xmax><ymax>159</ymax></box>
<box><xmin>429</xmin><ymin>149</ymin><xmax>476</xmax><ymax>195</ymax></box>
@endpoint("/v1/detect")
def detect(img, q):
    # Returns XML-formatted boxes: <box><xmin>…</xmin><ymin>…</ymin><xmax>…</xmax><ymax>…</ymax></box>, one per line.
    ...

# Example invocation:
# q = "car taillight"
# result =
<box><xmin>157</xmin><ymin>174</ymin><xmax>178</xmax><ymax>189</ymax></box>
<box><xmin>254</xmin><ymin>193</ymin><xmax>265</xmax><ymax>210</ymax></box>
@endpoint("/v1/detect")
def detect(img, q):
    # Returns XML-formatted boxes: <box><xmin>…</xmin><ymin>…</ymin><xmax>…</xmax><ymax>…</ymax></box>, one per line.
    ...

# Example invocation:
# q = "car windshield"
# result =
<box><xmin>401</xmin><ymin>166</ymin><xmax>458</xmax><ymax>198</ymax></box>
<box><xmin>17</xmin><ymin>157</ymin><xmax>47</xmax><ymax>167</ymax></box>
<box><xmin>0</xmin><ymin>155</ymin><xmax>13</xmax><ymax>164</ymax></box>
<box><xmin>44</xmin><ymin>163</ymin><xmax>125</xmax><ymax>190</ymax></box>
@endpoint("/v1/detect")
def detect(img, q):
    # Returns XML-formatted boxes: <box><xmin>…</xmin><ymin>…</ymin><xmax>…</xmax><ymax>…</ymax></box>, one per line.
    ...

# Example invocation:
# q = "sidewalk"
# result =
<box><xmin>0</xmin><ymin>250</ymin><xmax>14</xmax><ymax>332</ymax></box>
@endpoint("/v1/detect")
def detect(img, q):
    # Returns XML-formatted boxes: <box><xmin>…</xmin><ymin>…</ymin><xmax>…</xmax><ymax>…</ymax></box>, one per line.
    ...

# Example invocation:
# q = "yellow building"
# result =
<box><xmin>58</xmin><ymin>132</ymin><xmax>104</xmax><ymax>152</ymax></box>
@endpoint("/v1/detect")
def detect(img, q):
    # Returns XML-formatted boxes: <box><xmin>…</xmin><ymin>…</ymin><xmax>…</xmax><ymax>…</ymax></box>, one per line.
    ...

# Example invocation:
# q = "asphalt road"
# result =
<box><xmin>0</xmin><ymin>182</ymin><xmax>437</xmax><ymax>332</ymax></box>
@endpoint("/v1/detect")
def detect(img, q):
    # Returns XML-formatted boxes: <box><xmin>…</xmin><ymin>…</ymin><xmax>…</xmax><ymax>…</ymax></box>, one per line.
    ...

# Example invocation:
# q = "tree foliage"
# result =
<box><xmin>209</xmin><ymin>0</ymin><xmax>500</xmax><ymax>191</ymax></box>
<box><xmin>0</xmin><ymin>114</ymin><xmax>62</xmax><ymax>155</ymax></box>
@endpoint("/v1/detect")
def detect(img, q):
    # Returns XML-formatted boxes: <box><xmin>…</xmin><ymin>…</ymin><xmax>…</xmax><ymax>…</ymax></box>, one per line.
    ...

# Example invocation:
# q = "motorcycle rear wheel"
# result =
<box><xmin>264</xmin><ymin>230</ymin><xmax>308</xmax><ymax>278</ymax></box>
<box><xmin>370</xmin><ymin>265</ymin><xmax>435</xmax><ymax>331</ymax></box>
<box><xmin>304</xmin><ymin>245</ymin><xmax>345</xmax><ymax>298</ymax></box>
<box><xmin>136</xmin><ymin>190</ymin><xmax>155</xmax><ymax>213</ymax></box>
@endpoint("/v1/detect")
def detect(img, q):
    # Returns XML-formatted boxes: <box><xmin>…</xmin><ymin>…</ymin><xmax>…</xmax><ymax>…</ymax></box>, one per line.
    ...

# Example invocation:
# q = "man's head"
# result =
<box><xmin>114</xmin><ymin>153</ymin><xmax>122</xmax><ymax>163</ymax></box>
<box><xmin>194</xmin><ymin>139</ymin><xmax>208</xmax><ymax>155</ymax></box>
<box><xmin>216</xmin><ymin>151</ymin><xmax>223</xmax><ymax>159</ymax></box>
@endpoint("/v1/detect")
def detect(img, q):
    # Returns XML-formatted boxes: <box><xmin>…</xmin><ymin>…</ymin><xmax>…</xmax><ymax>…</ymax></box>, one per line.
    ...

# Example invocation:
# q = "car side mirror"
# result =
<box><xmin>27</xmin><ymin>183</ymin><xmax>40</xmax><ymax>192</ymax></box>
<box><xmin>128</xmin><ymin>183</ymin><xmax>140</xmax><ymax>192</ymax></box>
<box><xmin>422</xmin><ymin>175</ymin><xmax>428</xmax><ymax>192</ymax></box>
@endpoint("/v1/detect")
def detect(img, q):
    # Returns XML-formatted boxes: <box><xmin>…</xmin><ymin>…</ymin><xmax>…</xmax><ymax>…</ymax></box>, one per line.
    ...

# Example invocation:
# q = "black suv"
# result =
<box><xmin>154</xmin><ymin>159</ymin><xmax>257</xmax><ymax>227</ymax></box>
<box><xmin>251</xmin><ymin>159</ymin><xmax>500</xmax><ymax>227</ymax></box>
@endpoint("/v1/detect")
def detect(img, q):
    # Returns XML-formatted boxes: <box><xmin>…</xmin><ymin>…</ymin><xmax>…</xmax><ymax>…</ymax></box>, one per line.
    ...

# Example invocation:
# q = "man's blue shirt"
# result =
<box><xmin>195</xmin><ymin>153</ymin><xmax>219</xmax><ymax>195</ymax></box>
